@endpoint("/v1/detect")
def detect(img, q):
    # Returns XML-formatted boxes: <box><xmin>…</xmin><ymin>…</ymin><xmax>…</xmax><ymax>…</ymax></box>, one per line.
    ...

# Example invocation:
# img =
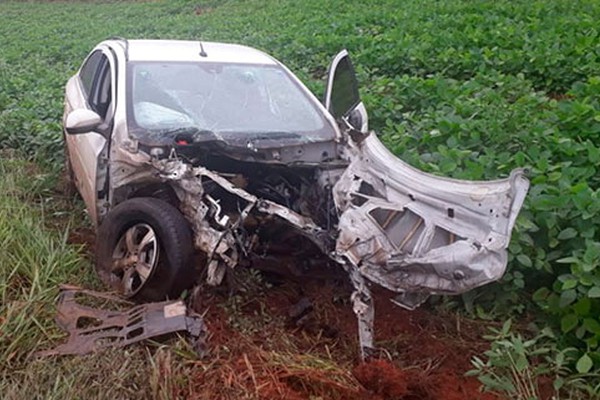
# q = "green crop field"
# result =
<box><xmin>1</xmin><ymin>1</ymin><xmax>600</xmax><ymax>398</ymax></box>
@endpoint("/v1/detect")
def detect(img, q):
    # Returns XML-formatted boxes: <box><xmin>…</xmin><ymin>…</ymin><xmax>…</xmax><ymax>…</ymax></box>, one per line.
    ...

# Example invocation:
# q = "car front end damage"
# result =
<box><xmin>108</xmin><ymin>126</ymin><xmax>529</xmax><ymax>357</ymax></box>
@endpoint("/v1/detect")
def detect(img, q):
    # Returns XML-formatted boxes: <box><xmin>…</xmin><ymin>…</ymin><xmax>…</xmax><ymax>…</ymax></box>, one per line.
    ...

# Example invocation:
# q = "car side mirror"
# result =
<box><xmin>65</xmin><ymin>109</ymin><xmax>102</xmax><ymax>135</ymax></box>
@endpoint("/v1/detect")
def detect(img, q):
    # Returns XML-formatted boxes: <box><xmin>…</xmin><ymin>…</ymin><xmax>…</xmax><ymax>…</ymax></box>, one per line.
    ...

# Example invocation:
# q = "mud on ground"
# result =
<box><xmin>182</xmin><ymin>273</ymin><xmax>500</xmax><ymax>400</ymax></box>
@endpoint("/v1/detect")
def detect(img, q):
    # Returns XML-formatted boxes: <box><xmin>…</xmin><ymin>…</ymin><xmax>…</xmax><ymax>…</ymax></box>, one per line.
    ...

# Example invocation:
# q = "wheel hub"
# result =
<box><xmin>111</xmin><ymin>223</ymin><xmax>159</xmax><ymax>296</ymax></box>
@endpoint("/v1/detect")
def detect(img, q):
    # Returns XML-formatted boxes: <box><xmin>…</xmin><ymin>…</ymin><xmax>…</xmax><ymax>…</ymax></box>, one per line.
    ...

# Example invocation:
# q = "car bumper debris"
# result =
<box><xmin>36</xmin><ymin>285</ymin><xmax>207</xmax><ymax>357</ymax></box>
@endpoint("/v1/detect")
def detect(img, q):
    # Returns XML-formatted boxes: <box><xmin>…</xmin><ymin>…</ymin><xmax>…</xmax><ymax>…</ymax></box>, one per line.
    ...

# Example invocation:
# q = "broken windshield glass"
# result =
<box><xmin>127</xmin><ymin>61</ymin><xmax>336</xmax><ymax>143</ymax></box>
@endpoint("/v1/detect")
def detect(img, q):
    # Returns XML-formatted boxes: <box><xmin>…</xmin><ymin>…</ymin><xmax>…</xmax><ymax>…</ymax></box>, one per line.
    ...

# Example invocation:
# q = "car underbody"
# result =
<box><xmin>104</xmin><ymin>126</ymin><xmax>529</xmax><ymax>356</ymax></box>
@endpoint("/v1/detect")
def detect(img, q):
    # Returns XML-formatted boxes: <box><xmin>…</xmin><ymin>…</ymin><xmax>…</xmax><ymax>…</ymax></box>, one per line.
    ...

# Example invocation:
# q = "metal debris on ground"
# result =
<box><xmin>36</xmin><ymin>285</ymin><xmax>207</xmax><ymax>357</ymax></box>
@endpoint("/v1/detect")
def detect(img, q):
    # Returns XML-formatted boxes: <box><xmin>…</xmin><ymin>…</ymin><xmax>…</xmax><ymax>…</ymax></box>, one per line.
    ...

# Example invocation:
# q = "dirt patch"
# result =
<box><xmin>185</xmin><ymin>293</ymin><xmax>367</xmax><ymax>399</ymax></box>
<box><xmin>67</xmin><ymin>226</ymin><xmax>95</xmax><ymax>251</ymax></box>
<box><xmin>547</xmin><ymin>92</ymin><xmax>574</xmax><ymax>101</ymax></box>
<box><xmin>353</xmin><ymin>360</ymin><xmax>410</xmax><ymax>399</ymax></box>
<box><xmin>184</xmin><ymin>275</ymin><xmax>502</xmax><ymax>399</ymax></box>
<box><xmin>194</xmin><ymin>6</ymin><xmax>213</xmax><ymax>15</ymax></box>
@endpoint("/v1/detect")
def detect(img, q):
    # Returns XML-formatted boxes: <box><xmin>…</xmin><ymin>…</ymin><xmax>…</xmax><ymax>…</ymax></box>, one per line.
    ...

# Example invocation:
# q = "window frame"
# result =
<box><xmin>79</xmin><ymin>50</ymin><xmax>104</xmax><ymax>98</ymax></box>
<box><xmin>78</xmin><ymin>50</ymin><xmax>113</xmax><ymax>120</ymax></box>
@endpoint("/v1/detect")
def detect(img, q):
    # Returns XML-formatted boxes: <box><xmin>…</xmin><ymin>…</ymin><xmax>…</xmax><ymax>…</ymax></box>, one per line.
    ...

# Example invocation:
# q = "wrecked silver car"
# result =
<box><xmin>63</xmin><ymin>39</ymin><xmax>529</xmax><ymax>355</ymax></box>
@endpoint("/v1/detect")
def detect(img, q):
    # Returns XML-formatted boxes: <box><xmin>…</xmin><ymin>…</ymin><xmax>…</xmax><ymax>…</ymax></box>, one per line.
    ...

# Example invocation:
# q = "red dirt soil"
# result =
<box><xmin>185</xmin><ymin>277</ymin><xmax>502</xmax><ymax>400</ymax></box>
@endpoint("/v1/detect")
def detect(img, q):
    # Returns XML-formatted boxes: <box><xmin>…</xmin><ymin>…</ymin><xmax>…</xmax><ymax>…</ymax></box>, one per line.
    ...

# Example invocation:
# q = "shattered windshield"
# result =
<box><xmin>126</xmin><ymin>61</ymin><xmax>336</xmax><ymax>144</ymax></box>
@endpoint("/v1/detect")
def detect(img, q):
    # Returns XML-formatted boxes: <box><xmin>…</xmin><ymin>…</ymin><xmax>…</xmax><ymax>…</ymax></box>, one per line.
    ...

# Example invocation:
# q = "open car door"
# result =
<box><xmin>325</xmin><ymin>50</ymin><xmax>530</xmax><ymax>309</ymax></box>
<box><xmin>324</xmin><ymin>49</ymin><xmax>369</xmax><ymax>133</ymax></box>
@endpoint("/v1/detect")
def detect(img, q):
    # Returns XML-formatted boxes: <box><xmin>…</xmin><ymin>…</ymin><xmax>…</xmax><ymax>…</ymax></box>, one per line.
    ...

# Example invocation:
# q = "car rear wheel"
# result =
<box><xmin>96</xmin><ymin>197</ymin><xmax>195</xmax><ymax>301</ymax></box>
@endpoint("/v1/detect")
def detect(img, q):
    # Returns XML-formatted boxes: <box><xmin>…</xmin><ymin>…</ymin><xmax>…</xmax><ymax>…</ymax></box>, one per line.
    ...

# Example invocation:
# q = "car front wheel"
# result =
<box><xmin>95</xmin><ymin>197</ymin><xmax>195</xmax><ymax>301</ymax></box>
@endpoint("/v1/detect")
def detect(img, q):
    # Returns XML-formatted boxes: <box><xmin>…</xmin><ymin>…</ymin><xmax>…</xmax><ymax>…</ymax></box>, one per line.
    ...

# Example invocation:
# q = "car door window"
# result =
<box><xmin>324</xmin><ymin>50</ymin><xmax>368</xmax><ymax>133</ymax></box>
<box><xmin>79</xmin><ymin>50</ymin><xmax>103</xmax><ymax>96</ymax></box>
<box><xmin>324</xmin><ymin>50</ymin><xmax>360</xmax><ymax>120</ymax></box>
<box><xmin>91</xmin><ymin>58</ymin><xmax>112</xmax><ymax>120</ymax></box>
<box><xmin>79</xmin><ymin>51</ymin><xmax>113</xmax><ymax>120</ymax></box>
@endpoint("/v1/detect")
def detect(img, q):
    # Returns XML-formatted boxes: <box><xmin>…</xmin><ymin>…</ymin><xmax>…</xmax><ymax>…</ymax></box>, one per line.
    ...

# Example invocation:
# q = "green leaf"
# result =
<box><xmin>557</xmin><ymin>228</ymin><xmax>578</xmax><ymax>240</ymax></box>
<box><xmin>514</xmin><ymin>354</ymin><xmax>529</xmax><ymax>372</ymax></box>
<box><xmin>589</xmin><ymin>287</ymin><xmax>600</xmax><ymax>298</ymax></box>
<box><xmin>559</xmin><ymin>289</ymin><xmax>577</xmax><ymax>307</ymax></box>
<box><xmin>513</xmin><ymin>337</ymin><xmax>525</xmax><ymax>354</ymax></box>
<box><xmin>516</xmin><ymin>254</ymin><xmax>532</xmax><ymax>268</ymax></box>
<box><xmin>581</xmin><ymin>262</ymin><xmax>598</xmax><ymax>273</ymax></box>
<box><xmin>561</xmin><ymin>314</ymin><xmax>579</xmax><ymax>333</ymax></box>
<box><xmin>576</xmin><ymin>354</ymin><xmax>593</xmax><ymax>373</ymax></box>
<box><xmin>570</xmin><ymin>182</ymin><xmax>589</xmax><ymax>194</ymax></box>
<box><xmin>501</xmin><ymin>319</ymin><xmax>512</xmax><ymax>335</ymax></box>
<box><xmin>556</xmin><ymin>256</ymin><xmax>579</xmax><ymax>264</ymax></box>
<box><xmin>576</xmin><ymin>325</ymin><xmax>587</xmax><ymax>339</ymax></box>
<box><xmin>583</xmin><ymin>318</ymin><xmax>600</xmax><ymax>335</ymax></box>
<box><xmin>583</xmin><ymin>243</ymin><xmax>600</xmax><ymax>263</ymax></box>
<box><xmin>532</xmin><ymin>287</ymin><xmax>550</xmax><ymax>302</ymax></box>
<box><xmin>553</xmin><ymin>377</ymin><xmax>564</xmax><ymax>391</ymax></box>
<box><xmin>573</xmin><ymin>298</ymin><xmax>591</xmax><ymax>316</ymax></box>
<box><xmin>562</xmin><ymin>279</ymin><xmax>578</xmax><ymax>290</ymax></box>
<box><xmin>514</xmin><ymin>278</ymin><xmax>525</xmax><ymax>289</ymax></box>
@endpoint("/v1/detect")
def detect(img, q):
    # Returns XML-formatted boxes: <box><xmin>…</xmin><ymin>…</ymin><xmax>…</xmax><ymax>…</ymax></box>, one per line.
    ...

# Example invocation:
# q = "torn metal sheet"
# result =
<box><xmin>154</xmin><ymin>158</ymin><xmax>332</xmax><ymax>286</ymax></box>
<box><xmin>36</xmin><ymin>285</ymin><xmax>207</xmax><ymax>357</ymax></box>
<box><xmin>142</xmin><ymin>131</ymin><xmax>528</xmax><ymax>355</ymax></box>
<box><xmin>333</xmin><ymin>134</ymin><xmax>529</xmax><ymax>308</ymax></box>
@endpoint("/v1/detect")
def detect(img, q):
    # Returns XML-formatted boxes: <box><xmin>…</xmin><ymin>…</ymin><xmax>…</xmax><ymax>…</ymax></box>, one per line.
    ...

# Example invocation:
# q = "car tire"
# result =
<box><xmin>95</xmin><ymin>197</ymin><xmax>195</xmax><ymax>302</ymax></box>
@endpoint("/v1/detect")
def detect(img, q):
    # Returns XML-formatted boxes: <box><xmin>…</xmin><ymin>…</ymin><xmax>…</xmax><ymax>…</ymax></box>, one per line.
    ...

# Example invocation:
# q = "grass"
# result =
<box><xmin>2</xmin><ymin>0</ymin><xmax>600</xmax><ymax>397</ymax></box>
<box><xmin>0</xmin><ymin>155</ymin><xmax>81</xmax><ymax>363</ymax></box>
<box><xmin>0</xmin><ymin>154</ymin><xmax>189</xmax><ymax>398</ymax></box>
<box><xmin>0</xmin><ymin>153</ymin><xmax>188</xmax><ymax>399</ymax></box>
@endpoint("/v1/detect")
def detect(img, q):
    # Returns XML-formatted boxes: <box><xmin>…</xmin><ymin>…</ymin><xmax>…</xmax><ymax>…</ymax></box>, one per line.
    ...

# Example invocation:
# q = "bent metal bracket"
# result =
<box><xmin>36</xmin><ymin>285</ymin><xmax>207</xmax><ymax>357</ymax></box>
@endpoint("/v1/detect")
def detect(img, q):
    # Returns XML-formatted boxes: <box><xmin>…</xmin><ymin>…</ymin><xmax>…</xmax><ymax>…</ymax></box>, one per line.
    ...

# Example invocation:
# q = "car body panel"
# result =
<box><xmin>64</xmin><ymin>75</ymin><xmax>107</xmax><ymax>224</ymax></box>
<box><xmin>127</xmin><ymin>40</ymin><xmax>279</xmax><ymax>65</ymax></box>
<box><xmin>333</xmin><ymin>133</ymin><xmax>529</xmax><ymax>307</ymax></box>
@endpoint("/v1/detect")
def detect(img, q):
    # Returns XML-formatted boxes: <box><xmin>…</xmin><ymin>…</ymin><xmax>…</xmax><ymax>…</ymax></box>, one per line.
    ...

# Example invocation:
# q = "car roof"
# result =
<box><xmin>116</xmin><ymin>39</ymin><xmax>278</xmax><ymax>65</ymax></box>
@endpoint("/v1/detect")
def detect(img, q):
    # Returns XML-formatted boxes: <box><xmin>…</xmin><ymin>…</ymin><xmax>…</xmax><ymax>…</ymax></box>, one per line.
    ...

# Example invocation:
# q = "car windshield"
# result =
<box><xmin>126</xmin><ymin>61</ymin><xmax>336</xmax><ymax>143</ymax></box>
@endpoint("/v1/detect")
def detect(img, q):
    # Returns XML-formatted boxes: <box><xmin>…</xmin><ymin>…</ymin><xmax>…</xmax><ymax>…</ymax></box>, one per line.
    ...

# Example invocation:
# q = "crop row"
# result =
<box><xmin>1</xmin><ymin>0</ymin><xmax>599</xmax><ymax>380</ymax></box>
